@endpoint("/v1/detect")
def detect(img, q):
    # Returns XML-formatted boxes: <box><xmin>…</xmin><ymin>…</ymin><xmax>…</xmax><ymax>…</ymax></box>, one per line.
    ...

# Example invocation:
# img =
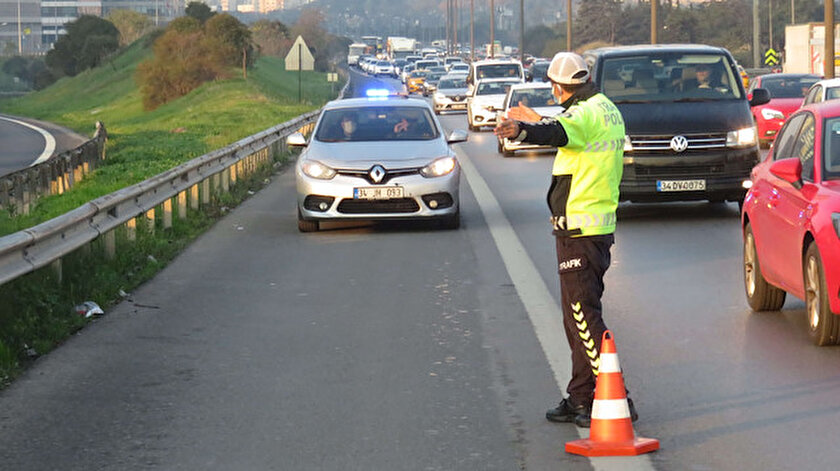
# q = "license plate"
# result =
<box><xmin>656</xmin><ymin>180</ymin><xmax>706</xmax><ymax>192</ymax></box>
<box><xmin>354</xmin><ymin>186</ymin><xmax>404</xmax><ymax>199</ymax></box>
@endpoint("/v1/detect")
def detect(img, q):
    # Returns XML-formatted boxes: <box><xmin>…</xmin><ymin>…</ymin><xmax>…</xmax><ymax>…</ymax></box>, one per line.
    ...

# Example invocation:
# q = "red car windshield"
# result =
<box><xmin>761</xmin><ymin>76</ymin><xmax>820</xmax><ymax>99</ymax></box>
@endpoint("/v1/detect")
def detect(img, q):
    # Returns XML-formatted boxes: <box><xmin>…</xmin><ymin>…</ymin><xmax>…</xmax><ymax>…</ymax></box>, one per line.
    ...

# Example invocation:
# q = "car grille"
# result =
<box><xmin>337</xmin><ymin>198</ymin><xmax>421</xmax><ymax>214</ymax></box>
<box><xmin>629</xmin><ymin>133</ymin><xmax>728</xmax><ymax>153</ymax></box>
<box><xmin>337</xmin><ymin>168</ymin><xmax>420</xmax><ymax>184</ymax></box>
<box><xmin>448</xmin><ymin>95</ymin><xmax>466</xmax><ymax>102</ymax></box>
<box><xmin>633</xmin><ymin>164</ymin><xmax>725</xmax><ymax>178</ymax></box>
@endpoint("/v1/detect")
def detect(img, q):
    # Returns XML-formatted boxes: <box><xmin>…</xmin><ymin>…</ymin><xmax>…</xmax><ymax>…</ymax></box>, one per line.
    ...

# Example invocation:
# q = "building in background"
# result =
<box><xmin>0</xmin><ymin>0</ymin><xmax>42</xmax><ymax>54</ymax></box>
<box><xmin>1</xmin><ymin>0</ymin><xmax>183</xmax><ymax>55</ymax></box>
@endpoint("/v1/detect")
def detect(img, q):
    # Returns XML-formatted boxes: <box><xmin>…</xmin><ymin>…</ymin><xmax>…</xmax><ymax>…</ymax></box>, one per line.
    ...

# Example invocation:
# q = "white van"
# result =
<box><xmin>466</xmin><ymin>59</ymin><xmax>524</xmax><ymax>90</ymax></box>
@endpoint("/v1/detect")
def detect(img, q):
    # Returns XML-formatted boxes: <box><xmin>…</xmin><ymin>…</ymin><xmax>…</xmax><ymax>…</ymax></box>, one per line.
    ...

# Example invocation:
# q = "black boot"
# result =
<box><xmin>546</xmin><ymin>398</ymin><xmax>591</xmax><ymax>423</ymax></box>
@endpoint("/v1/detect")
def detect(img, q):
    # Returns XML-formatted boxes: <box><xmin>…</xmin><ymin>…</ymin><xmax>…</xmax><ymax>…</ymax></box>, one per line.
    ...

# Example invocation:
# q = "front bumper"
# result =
<box><xmin>619</xmin><ymin>146</ymin><xmax>759</xmax><ymax>202</ymax></box>
<box><xmin>434</xmin><ymin>97</ymin><xmax>468</xmax><ymax>111</ymax></box>
<box><xmin>469</xmin><ymin>104</ymin><xmax>497</xmax><ymax>126</ymax></box>
<box><xmin>297</xmin><ymin>169</ymin><xmax>460</xmax><ymax>221</ymax></box>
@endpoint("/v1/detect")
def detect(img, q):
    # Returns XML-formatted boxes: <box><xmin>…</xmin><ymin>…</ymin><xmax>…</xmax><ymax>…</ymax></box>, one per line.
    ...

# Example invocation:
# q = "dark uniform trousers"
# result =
<box><xmin>555</xmin><ymin>233</ymin><xmax>614</xmax><ymax>406</ymax></box>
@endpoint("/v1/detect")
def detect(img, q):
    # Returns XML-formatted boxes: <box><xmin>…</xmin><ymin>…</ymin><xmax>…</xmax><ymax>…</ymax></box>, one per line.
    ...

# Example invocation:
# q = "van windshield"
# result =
<box><xmin>476</xmin><ymin>63</ymin><xmax>522</xmax><ymax>79</ymax></box>
<box><xmin>600</xmin><ymin>53</ymin><xmax>743</xmax><ymax>103</ymax></box>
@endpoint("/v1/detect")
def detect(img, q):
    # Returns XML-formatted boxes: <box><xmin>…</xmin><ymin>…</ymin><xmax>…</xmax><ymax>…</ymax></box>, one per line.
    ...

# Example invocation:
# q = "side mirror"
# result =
<box><xmin>749</xmin><ymin>88</ymin><xmax>771</xmax><ymax>107</ymax></box>
<box><xmin>286</xmin><ymin>132</ymin><xmax>308</xmax><ymax>147</ymax></box>
<box><xmin>769</xmin><ymin>158</ymin><xmax>803</xmax><ymax>190</ymax></box>
<box><xmin>446</xmin><ymin>129</ymin><xmax>469</xmax><ymax>144</ymax></box>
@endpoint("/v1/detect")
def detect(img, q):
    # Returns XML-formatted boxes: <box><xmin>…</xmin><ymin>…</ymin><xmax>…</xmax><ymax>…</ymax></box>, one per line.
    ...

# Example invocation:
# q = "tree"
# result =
<box><xmin>205</xmin><ymin>13</ymin><xmax>253</xmax><ymax>68</ymax></box>
<box><xmin>45</xmin><ymin>15</ymin><xmax>119</xmax><ymax>77</ymax></box>
<box><xmin>107</xmin><ymin>10</ymin><xmax>153</xmax><ymax>47</ymax></box>
<box><xmin>251</xmin><ymin>20</ymin><xmax>291</xmax><ymax>58</ymax></box>
<box><xmin>573</xmin><ymin>0</ymin><xmax>623</xmax><ymax>46</ymax></box>
<box><xmin>185</xmin><ymin>2</ymin><xmax>215</xmax><ymax>23</ymax></box>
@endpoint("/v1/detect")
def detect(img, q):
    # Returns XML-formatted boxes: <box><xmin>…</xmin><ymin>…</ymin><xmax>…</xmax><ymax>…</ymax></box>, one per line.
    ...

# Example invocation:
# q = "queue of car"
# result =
<box><xmin>335</xmin><ymin>47</ymin><xmax>840</xmax><ymax>346</ymax></box>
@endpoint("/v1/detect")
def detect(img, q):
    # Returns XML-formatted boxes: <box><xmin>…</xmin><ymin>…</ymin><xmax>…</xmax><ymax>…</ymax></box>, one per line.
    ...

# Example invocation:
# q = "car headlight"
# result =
<box><xmin>726</xmin><ymin>126</ymin><xmax>758</xmax><ymax>148</ymax></box>
<box><xmin>301</xmin><ymin>160</ymin><xmax>337</xmax><ymax>180</ymax></box>
<box><xmin>833</xmin><ymin>213</ymin><xmax>840</xmax><ymax>239</ymax></box>
<box><xmin>420</xmin><ymin>156</ymin><xmax>457</xmax><ymax>177</ymax></box>
<box><xmin>623</xmin><ymin>135</ymin><xmax>634</xmax><ymax>152</ymax></box>
<box><xmin>760</xmin><ymin>108</ymin><xmax>785</xmax><ymax>120</ymax></box>
<box><xmin>434</xmin><ymin>92</ymin><xmax>446</xmax><ymax>100</ymax></box>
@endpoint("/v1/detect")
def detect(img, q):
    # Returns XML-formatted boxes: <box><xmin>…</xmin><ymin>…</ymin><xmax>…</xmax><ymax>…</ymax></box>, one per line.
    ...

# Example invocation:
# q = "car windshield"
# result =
<box><xmin>477</xmin><ymin>81</ymin><xmax>519</xmax><ymax>95</ymax></box>
<box><xmin>509</xmin><ymin>88</ymin><xmax>559</xmax><ymax>107</ymax></box>
<box><xmin>315</xmin><ymin>106</ymin><xmax>439</xmax><ymax>142</ymax></box>
<box><xmin>823</xmin><ymin>117</ymin><xmax>840</xmax><ymax>180</ymax></box>
<box><xmin>439</xmin><ymin>78</ymin><xmax>466</xmax><ymax>88</ymax></box>
<box><xmin>600</xmin><ymin>53</ymin><xmax>743</xmax><ymax>103</ymax></box>
<box><xmin>410</xmin><ymin>71</ymin><xmax>427</xmax><ymax>78</ymax></box>
<box><xmin>426</xmin><ymin>72</ymin><xmax>445</xmax><ymax>83</ymax></box>
<box><xmin>760</xmin><ymin>76</ymin><xmax>819</xmax><ymax>98</ymax></box>
<box><xmin>476</xmin><ymin>63</ymin><xmax>522</xmax><ymax>79</ymax></box>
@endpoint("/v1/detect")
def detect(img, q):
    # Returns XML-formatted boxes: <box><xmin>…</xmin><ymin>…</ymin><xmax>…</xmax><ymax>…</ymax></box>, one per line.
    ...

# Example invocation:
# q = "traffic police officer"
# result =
<box><xmin>494</xmin><ymin>52</ymin><xmax>637</xmax><ymax>428</ymax></box>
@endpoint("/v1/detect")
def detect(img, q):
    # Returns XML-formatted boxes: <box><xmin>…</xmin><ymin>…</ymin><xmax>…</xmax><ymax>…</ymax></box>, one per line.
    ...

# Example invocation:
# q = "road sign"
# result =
<box><xmin>285</xmin><ymin>36</ymin><xmax>314</xmax><ymax>71</ymax></box>
<box><xmin>765</xmin><ymin>48</ymin><xmax>779</xmax><ymax>66</ymax></box>
<box><xmin>327</xmin><ymin>73</ymin><xmax>338</xmax><ymax>82</ymax></box>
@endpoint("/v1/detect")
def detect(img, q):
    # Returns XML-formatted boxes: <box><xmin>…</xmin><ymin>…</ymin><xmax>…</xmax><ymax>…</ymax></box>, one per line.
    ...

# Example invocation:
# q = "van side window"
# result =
<box><xmin>773</xmin><ymin>114</ymin><xmax>805</xmax><ymax>161</ymax></box>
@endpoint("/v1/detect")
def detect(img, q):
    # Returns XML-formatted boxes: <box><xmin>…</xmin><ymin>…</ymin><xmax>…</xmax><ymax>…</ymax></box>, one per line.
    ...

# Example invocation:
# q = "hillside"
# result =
<box><xmin>0</xmin><ymin>39</ymin><xmax>337</xmax><ymax>235</ymax></box>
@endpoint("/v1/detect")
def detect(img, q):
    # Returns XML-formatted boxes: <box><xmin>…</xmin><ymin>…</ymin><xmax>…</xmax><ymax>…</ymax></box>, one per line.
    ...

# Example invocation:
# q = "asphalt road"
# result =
<box><xmin>0</xmin><ymin>114</ymin><xmax>89</xmax><ymax>177</ymax></box>
<box><xmin>1</xmin><ymin>70</ymin><xmax>839</xmax><ymax>471</ymax></box>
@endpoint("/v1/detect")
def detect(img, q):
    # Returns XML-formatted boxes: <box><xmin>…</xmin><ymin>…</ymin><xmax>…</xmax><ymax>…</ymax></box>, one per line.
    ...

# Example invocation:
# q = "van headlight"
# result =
<box><xmin>726</xmin><ymin>126</ymin><xmax>758</xmax><ymax>148</ymax></box>
<box><xmin>420</xmin><ymin>157</ymin><xmax>457</xmax><ymax>177</ymax></box>
<box><xmin>760</xmin><ymin>108</ymin><xmax>785</xmax><ymax>120</ymax></box>
<box><xmin>301</xmin><ymin>160</ymin><xmax>337</xmax><ymax>180</ymax></box>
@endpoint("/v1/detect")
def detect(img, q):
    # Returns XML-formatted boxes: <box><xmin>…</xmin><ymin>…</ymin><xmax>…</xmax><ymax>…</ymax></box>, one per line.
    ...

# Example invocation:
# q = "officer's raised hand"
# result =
<box><xmin>494</xmin><ymin>116</ymin><xmax>520</xmax><ymax>139</ymax></box>
<box><xmin>508</xmin><ymin>102</ymin><xmax>542</xmax><ymax>122</ymax></box>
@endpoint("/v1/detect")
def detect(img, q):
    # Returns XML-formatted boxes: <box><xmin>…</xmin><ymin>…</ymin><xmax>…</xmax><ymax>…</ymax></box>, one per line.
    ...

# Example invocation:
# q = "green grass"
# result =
<box><xmin>0</xmin><ymin>44</ymin><xmax>337</xmax><ymax>235</ymax></box>
<box><xmin>0</xmin><ymin>40</ymin><xmax>338</xmax><ymax>387</ymax></box>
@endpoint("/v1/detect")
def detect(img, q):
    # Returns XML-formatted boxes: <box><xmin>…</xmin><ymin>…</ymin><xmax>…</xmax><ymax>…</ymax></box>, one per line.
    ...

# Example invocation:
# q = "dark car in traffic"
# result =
<box><xmin>583</xmin><ymin>44</ymin><xmax>770</xmax><ymax>204</ymax></box>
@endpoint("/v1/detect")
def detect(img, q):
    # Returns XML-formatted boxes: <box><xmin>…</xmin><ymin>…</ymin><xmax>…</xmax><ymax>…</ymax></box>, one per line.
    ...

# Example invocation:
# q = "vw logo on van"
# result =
<box><xmin>670</xmin><ymin>135</ymin><xmax>689</xmax><ymax>153</ymax></box>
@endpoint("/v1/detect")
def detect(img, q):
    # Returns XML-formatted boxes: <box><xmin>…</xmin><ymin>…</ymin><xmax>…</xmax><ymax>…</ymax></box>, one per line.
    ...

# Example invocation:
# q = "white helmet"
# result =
<box><xmin>547</xmin><ymin>52</ymin><xmax>590</xmax><ymax>85</ymax></box>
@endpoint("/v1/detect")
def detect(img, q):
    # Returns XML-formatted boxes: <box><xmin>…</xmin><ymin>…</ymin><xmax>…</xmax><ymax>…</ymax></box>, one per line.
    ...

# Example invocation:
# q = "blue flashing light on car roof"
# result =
<box><xmin>366</xmin><ymin>89</ymin><xmax>391</xmax><ymax>97</ymax></box>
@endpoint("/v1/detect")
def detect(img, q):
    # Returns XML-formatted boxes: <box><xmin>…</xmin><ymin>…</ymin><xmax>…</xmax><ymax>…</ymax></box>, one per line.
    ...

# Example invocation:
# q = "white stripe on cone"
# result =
<box><xmin>591</xmin><ymin>398</ymin><xmax>631</xmax><ymax>419</ymax></box>
<box><xmin>599</xmin><ymin>353</ymin><xmax>620</xmax><ymax>373</ymax></box>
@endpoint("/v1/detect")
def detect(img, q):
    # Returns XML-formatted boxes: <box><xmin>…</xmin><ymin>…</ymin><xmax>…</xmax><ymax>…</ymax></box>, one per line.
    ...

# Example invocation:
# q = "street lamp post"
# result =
<box><xmin>17</xmin><ymin>0</ymin><xmax>22</xmax><ymax>54</ymax></box>
<box><xmin>490</xmin><ymin>0</ymin><xmax>495</xmax><ymax>58</ymax></box>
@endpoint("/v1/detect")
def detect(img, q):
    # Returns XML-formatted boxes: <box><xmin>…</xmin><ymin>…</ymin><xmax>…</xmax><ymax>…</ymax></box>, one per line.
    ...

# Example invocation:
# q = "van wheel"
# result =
<box><xmin>743</xmin><ymin>223</ymin><xmax>785</xmax><ymax>311</ymax></box>
<box><xmin>805</xmin><ymin>242</ymin><xmax>839</xmax><ymax>346</ymax></box>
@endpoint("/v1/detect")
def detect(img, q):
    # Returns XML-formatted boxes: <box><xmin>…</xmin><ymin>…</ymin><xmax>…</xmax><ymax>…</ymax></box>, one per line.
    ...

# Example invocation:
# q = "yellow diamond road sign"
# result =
<box><xmin>765</xmin><ymin>48</ymin><xmax>779</xmax><ymax>66</ymax></box>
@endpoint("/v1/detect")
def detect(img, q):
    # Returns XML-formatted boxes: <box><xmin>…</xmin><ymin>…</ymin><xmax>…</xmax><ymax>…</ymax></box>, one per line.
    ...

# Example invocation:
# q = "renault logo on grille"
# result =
<box><xmin>369</xmin><ymin>165</ymin><xmax>386</xmax><ymax>183</ymax></box>
<box><xmin>670</xmin><ymin>135</ymin><xmax>689</xmax><ymax>153</ymax></box>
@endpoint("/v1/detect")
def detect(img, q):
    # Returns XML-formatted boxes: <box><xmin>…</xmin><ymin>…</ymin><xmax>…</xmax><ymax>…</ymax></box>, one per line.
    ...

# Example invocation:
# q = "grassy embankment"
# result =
<box><xmin>0</xmin><ymin>40</ymin><xmax>338</xmax><ymax>385</ymax></box>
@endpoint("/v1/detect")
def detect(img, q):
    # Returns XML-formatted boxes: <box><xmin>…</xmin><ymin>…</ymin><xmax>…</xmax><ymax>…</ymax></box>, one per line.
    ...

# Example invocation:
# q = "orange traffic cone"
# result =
<box><xmin>565</xmin><ymin>330</ymin><xmax>659</xmax><ymax>457</ymax></box>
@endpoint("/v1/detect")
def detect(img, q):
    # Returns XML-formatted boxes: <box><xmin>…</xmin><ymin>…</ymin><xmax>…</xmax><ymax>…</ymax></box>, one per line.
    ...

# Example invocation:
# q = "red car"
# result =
<box><xmin>742</xmin><ymin>100</ymin><xmax>840</xmax><ymax>345</ymax></box>
<box><xmin>749</xmin><ymin>73</ymin><xmax>821</xmax><ymax>148</ymax></box>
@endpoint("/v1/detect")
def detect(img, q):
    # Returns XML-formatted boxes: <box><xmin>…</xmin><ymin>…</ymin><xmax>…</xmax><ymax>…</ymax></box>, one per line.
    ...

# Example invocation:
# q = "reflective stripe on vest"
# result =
<box><xmin>566</xmin><ymin>213</ymin><xmax>616</xmax><ymax>230</ymax></box>
<box><xmin>584</xmin><ymin>139</ymin><xmax>624</xmax><ymax>153</ymax></box>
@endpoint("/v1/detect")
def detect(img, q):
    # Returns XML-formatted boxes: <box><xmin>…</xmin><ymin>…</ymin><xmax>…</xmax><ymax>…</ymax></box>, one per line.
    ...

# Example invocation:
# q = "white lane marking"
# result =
<box><xmin>453</xmin><ymin>144</ymin><xmax>657</xmax><ymax>471</ymax></box>
<box><xmin>0</xmin><ymin>115</ymin><xmax>57</xmax><ymax>166</ymax></box>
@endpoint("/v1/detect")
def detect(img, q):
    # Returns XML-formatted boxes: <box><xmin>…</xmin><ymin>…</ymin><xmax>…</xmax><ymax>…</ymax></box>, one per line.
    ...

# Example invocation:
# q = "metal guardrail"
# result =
<box><xmin>0</xmin><ymin>74</ymin><xmax>350</xmax><ymax>287</ymax></box>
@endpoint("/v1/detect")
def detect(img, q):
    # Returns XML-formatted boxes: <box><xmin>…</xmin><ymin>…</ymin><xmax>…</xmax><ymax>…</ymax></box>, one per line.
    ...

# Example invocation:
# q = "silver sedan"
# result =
<box><xmin>288</xmin><ymin>95</ymin><xmax>468</xmax><ymax>232</ymax></box>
